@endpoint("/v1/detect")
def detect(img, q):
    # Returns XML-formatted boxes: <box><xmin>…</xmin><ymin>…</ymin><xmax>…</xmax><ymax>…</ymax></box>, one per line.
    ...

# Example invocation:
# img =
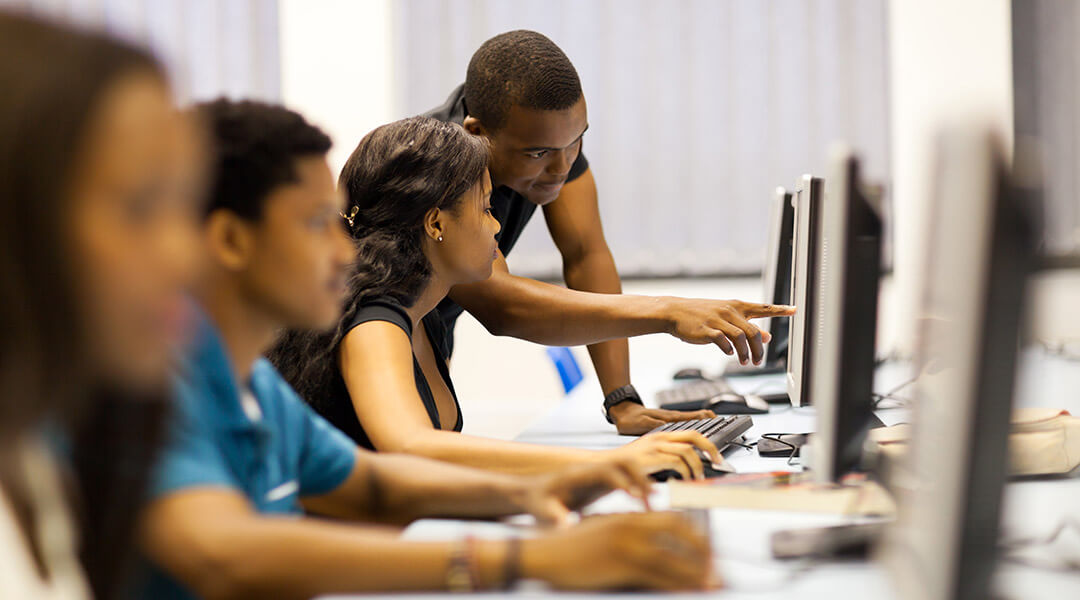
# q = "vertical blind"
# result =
<box><xmin>0</xmin><ymin>0</ymin><xmax>281</xmax><ymax>105</ymax></box>
<box><xmin>394</xmin><ymin>0</ymin><xmax>891</xmax><ymax>278</ymax></box>
<box><xmin>1013</xmin><ymin>0</ymin><xmax>1080</xmax><ymax>257</ymax></box>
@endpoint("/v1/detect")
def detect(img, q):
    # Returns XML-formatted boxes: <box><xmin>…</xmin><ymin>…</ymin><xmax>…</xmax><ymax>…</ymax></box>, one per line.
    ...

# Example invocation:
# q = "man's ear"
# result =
<box><xmin>423</xmin><ymin>207</ymin><xmax>445</xmax><ymax>243</ymax></box>
<box><xmin>462</xmin><ymin>115</ymin><xmax>487</xmax><ymax>137</ymax></box>
<box><xmin>204</xmin><ymin>210</ymin><xmax>256</xmax><ymax>271</ymax></box>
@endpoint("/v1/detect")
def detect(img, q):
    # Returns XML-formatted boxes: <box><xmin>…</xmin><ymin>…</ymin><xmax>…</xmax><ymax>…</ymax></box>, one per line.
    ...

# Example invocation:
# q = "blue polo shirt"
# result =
<box><xmin>140</xmin><ymin>307</ymin><xmax>357</xmax><ymax>599</ymax></box>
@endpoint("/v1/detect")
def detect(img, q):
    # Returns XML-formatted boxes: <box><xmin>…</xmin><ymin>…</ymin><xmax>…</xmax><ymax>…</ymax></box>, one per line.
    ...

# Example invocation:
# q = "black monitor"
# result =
<box><xmin>806</xmin><ymin>146</ymin><xmax>884</xmax><ymax>483</ymax></box>
<box><xmin>878</xmin><ymin>127</ymin><xmax>1037</xmax><ymax>600</ymax></box>
<box><xmin>724</xmin><ymin>187</ymin><xmax>795</xmax><ymax>377</ymax></box>
<box><xmin>762</xmin><ymin>187</ymin><xmax>795</xmax><ymax>367</ymax></box>
<box><xmin>786</xmin><ymin>174</ymin><xmax>824</xmax><ymax>407</ymax></box>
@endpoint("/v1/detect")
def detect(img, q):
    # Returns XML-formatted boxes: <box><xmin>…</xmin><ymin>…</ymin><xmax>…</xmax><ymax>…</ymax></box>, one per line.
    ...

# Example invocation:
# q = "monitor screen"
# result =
<box><xmin>762</xmin><ymin>187</ymin><xmax>795</xmax><ymax>367</ymax></box>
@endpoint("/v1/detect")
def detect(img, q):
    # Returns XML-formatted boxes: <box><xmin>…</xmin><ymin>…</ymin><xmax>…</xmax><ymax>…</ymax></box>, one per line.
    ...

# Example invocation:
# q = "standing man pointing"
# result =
<box><xmin>424</xmin><ymin>30</ymin><xmax>794</xmax><ymax>434</ymax></box>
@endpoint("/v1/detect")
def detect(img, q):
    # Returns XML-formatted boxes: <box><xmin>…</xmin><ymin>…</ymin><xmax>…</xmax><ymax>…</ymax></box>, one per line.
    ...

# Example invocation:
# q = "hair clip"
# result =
<box><xmin>342</xmin><ymin>205</ymin><xmax>359</xmax><ymax>228</ymax></box>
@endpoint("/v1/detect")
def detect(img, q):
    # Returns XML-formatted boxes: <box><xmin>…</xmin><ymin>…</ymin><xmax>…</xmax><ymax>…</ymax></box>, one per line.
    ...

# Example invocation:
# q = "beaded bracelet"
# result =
<box><xmin>446</xmin><ymin>536</ymin><xmax>478</xmax><ymax>593</ymax></box>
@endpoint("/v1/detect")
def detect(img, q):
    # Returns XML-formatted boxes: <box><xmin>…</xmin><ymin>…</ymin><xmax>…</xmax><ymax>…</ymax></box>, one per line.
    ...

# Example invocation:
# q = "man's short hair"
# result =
<box><xmin>464</xmin><ymin>30</ymin><xmax>582</xmax><ymax>131</ymax></box>
<box><xmin>196</xmin><ymin>98</ymin><xmax>332</xmax><ymax>220</ymax></box>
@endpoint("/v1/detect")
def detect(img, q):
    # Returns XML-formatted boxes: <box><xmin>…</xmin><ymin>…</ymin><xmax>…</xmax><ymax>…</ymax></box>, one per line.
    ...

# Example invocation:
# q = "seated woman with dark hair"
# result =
<box><xmin>270</xmin><ymin>116</ymin><xmax>719</xmax><ymax>478</ymax></box>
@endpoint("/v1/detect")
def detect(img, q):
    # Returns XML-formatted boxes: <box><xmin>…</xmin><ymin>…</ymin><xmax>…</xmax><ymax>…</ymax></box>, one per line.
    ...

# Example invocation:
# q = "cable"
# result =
<box><xmin>1037</xmin><ymin>339</ymin><xmax>1080</xmax><ymax>362</ymax></box>
<box><xmin>998</xmin><ymin>518</ymin><xmax>1080</xmax><ymax>574</ymax></box>
<box><xmin>872</xmin><ymin>373</ymin><xmax>921</xmax><ymax>409</ymax></box>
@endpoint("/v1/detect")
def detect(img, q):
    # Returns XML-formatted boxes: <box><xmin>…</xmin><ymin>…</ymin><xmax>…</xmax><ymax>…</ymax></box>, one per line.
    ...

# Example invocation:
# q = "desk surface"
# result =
<box><xmin>326</xmin><ymin>349</ymin><xmax>1080</xmax><ymax>599</ymax></box>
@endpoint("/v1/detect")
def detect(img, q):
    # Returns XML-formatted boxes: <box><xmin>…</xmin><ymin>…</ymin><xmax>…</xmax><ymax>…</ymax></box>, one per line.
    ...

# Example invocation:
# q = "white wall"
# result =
<box><xmin>278</xmin><ymin>0</ymin><xmax>395</xmax><ymax>179</ymax></box>
<box><xmin>887</xmin><ymin>0</ymin><xmax>1015</xmax><ymax>353</ymax></box>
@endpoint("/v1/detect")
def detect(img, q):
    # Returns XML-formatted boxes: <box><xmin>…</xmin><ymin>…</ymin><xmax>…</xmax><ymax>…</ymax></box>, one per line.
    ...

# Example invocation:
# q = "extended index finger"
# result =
<box><xmin>739</xmin><ymin>302</ymin><xmax>796</xmax><ymax>319</ymax></box>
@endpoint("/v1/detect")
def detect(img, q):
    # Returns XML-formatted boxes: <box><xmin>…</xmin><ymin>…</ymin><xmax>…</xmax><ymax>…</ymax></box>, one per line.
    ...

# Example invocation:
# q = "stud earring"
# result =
<box><xmin>437</xmin><ymin>236</ymin><xmax>444</xmax><ymax>242</ymax></box>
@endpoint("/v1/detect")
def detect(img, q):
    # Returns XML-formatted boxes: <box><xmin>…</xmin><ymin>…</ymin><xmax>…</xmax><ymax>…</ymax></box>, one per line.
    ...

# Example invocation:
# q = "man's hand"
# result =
<box><xmin>608</xmin><ymin>401</ymin><xmax>717</xmax><ymax>436</ymax></box>
<box><xmin>664</xmin><ymin>299</ymin><xmax>796</xmax><ymax>365</ymax></box>
<box><xmin>515</xmin><ymin>459</ymin><xmax>655</xmax><ymax>526</ymax></box>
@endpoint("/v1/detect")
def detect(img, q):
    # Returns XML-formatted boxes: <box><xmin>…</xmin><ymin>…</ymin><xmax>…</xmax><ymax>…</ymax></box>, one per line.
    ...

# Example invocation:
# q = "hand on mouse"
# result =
<box><xmin>602</xmin><ymin>430</ymin><xmax>722</xmax><ymax>480</ymax></box>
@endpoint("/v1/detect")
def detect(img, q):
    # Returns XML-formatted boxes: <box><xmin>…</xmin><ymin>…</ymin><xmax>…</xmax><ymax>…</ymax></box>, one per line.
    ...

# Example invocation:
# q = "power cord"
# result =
<box><xmin>999</xmin><ymin>518</ymin><xmax>1080</xmax><ymax>573</ymax></box>
<box><xmin>872</xmin><ymin>374</ymin><xmax>920</xmax><ymax>409</ymax></box>
<box><xmin>1037</xmin><ymin>339</ymin><xmax>1080</xmax><ymax>363</ymax></box>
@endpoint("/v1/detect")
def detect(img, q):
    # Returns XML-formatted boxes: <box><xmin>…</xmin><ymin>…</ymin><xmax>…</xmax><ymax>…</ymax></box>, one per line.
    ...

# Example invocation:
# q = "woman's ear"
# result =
<box><xmin>462</xmin><ymin>115</ymin><xmax>487</xmax><ymax>137</ymax></box>
<box><xmin>423</xmin><ymin>207</ymin><xmax>444</xmax><ymax>243</ymax></box>
<box><xmin>205</xmin><ymin>210</ymin><xmax>255</xmax><ymax>271</ymax></box>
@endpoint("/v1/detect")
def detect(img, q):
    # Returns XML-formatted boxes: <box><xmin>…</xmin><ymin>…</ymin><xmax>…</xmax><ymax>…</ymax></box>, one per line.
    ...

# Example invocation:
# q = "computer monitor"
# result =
<box><xmin>878</xmin><ymin>127</ymin><xmax>1037</xmax><ymax>600</ymax></box>
<box><xmin>762</xmin><ymin>187</ymin><xmax>795</xmax><ymax>367</ymax></box>
<box><xmin>724</xmin><ymin>187</ymin><xmax>795</xmax><ymax>378</ymax></box>
<box><xmin>786</xmin><ymin>174</ymin><xmax>823</xmax><ymax>408</ymax></box>
<box><xmin>806</xmin><ymin>146</ymin><xmax>884</xmax><ymax>483</ymax></box>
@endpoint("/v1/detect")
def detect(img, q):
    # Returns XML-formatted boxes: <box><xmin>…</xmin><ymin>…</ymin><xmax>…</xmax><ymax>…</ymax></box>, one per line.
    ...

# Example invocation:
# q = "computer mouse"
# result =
<box><xmin>673</xmin><ymin>367</ymin><xmax>705</xmax><ymax>380</ymax></box>
<box><xmin>649</xmin><ymin>469</ymin><xmax>684</xmax><ymax>482</ymax></box>
<box><xmin>649</xmin><ymin>449</ymin><xmax>736</xmax><ymax>481</ymax></box>
<box><xmin>649</xmin><ymin>459</ymin><xmax>735</xmax><ymax>482</ymax></box>
<box><xmin>707</xmin><ymin>394</ymin><xmax>771</xmax><ymax>414</ymax></box>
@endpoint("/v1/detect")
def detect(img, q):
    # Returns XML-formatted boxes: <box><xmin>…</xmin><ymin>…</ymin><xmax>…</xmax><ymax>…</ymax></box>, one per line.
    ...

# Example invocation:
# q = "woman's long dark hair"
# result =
<box><xmin>269</xmin><ymin>117</ymin><xmax>488</xmax><ymax>413</ymax></box>
<box><xmin>0</xmin><ymin>12</ymin><xmax>171</xmax><ymax>598</ymax></box>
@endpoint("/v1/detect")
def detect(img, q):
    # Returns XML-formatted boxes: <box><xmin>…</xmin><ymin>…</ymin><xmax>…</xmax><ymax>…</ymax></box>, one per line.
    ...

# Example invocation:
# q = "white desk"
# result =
<box><xmin>329</xmin><ymin>349</ymin><xmax>1080</xmax><ymax>598</ymax></box>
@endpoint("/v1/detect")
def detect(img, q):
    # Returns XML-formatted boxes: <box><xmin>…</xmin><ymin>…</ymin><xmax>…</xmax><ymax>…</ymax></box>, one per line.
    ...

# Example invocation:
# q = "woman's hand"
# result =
<box><xmin>604</xmin><ymin>431</ymin><xmax>722</xmax><ymax>480</ymax></box>
<box><xmin>513</xmin><ymin>459</ymin><xmax>654</xmax><ymax>525</ymax></box>
<box><xmin>521</xmin><ymin>512</ymin><xmax>717</xmax><ymax>591</ymax></box>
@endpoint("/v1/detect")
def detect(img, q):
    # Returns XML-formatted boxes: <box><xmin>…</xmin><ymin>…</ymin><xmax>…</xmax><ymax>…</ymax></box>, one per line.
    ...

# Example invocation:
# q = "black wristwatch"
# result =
<box><xmin>603</xmin><ymin>384</ymin><xmax>644</xmax><ymax>424</ymax></box>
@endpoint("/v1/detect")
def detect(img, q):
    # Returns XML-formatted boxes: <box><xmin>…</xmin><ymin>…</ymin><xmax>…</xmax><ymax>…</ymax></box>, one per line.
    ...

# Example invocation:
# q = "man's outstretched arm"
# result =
<box><xmin>447</xmin><ymin>168</ymin><xmax>794</xmax><ymax>433</ymax></box>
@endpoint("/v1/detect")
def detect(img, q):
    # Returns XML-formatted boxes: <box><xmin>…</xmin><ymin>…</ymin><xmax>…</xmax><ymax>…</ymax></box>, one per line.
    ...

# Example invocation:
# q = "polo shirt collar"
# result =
<box><xmin>183</xmin><ymin>303</ymin><xmax>268</xmax><ymax>433</ymax></box>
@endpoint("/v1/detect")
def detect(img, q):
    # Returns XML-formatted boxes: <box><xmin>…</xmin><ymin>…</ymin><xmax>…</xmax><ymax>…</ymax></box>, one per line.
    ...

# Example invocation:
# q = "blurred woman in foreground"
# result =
<box><xmin>0</xmin><ymin>12</ymin><xmax>201</xmax><ymax>598</ymax></box>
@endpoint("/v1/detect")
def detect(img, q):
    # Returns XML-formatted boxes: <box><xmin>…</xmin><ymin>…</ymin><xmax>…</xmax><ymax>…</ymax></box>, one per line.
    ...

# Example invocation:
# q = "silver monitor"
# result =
<box><xmin>807</xmin><ymin>146</ymin><xmax>884</xmax><ymax>483</ymax></box>
<box><xmin>877</xmin><ymin>126</ymin><xmax>1037</xmax><ymax>600</ymax></box>
<box><xmin>786</xmin><ymin>174</ymin><xmax>823</xmax><ymax>408</ymax></box>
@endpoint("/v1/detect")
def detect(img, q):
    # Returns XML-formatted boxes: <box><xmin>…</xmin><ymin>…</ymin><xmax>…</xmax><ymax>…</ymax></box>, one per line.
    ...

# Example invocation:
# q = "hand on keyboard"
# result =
<box><xmin>603</xmin><ymin>430</ymin><xmax>722</xmax><ymax>480</ymax></box>
<box><xmin>608</xmin><ymin>400</ymin><xmax>716</xmax><ymax>435</ymax></box>
<box><xmin>523</xmin><ymin>512</ymin><xmax>717</xmax><ymax>591</ymax></box>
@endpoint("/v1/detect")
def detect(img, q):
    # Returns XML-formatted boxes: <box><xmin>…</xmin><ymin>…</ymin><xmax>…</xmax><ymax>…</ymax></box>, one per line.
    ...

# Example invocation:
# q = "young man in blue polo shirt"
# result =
<box><xmin>137</xmin><ymin>99</ymin><xmax>714</xmax><ymax>598</ymax></box>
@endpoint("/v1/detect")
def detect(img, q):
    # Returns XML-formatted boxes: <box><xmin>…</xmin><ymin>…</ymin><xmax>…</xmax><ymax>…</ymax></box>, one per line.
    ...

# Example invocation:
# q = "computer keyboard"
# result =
<box><xmin>647</xmin><ymin>415</ymin><xmax>754</xmax><ymax>453</ymax></box>
<box><xmin>658</xmin><ymin>378</ymin><xmax>736</xmax><ymax>403</ymax></box>
<box><xmin>656</xmin><ymin>379</ymin><xmax>770</xmax><ymax>414</ymax></box>
<box><xmin>646</xmin><ymin>415</ymin><xmax>754</xmax><ymax>481</ymax></box>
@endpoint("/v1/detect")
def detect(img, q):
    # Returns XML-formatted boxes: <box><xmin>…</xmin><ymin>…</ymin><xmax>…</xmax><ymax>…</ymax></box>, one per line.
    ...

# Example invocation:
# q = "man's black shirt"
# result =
<box><xmin>422</xmin><ymin>84</ymin><xmax>589</xmax><ymax>353</ymax></box>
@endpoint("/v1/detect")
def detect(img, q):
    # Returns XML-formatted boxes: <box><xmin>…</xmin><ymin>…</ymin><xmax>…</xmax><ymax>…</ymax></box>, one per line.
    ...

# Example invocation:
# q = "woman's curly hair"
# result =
<box><xmin>268</xmin><ymin>117</ymin><xmax>489</xmax><ymax>411</ymax></box>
